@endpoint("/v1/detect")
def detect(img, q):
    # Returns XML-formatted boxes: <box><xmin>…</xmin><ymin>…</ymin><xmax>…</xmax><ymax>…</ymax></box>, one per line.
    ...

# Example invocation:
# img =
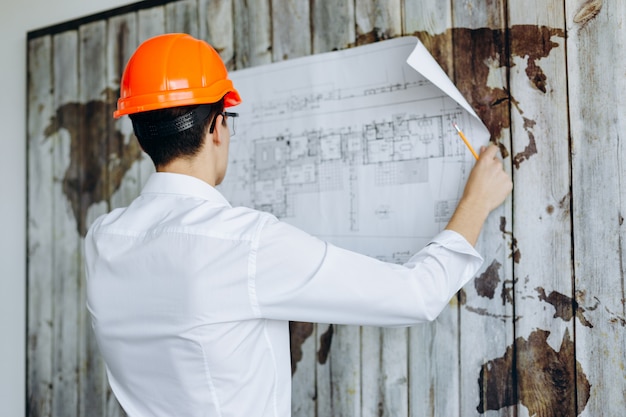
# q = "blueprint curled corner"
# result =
<box><xmin>406</xmin><ymin>37</ymin><xmax>490</xmax><ymax>148</ymax></box>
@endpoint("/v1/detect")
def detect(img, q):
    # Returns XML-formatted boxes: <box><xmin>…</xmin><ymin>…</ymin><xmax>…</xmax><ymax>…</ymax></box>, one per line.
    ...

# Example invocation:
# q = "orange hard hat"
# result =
<box><xmin>114</xmin><ymin>33</ymin><xmax>241</xmax><ymax>118</ymax></box>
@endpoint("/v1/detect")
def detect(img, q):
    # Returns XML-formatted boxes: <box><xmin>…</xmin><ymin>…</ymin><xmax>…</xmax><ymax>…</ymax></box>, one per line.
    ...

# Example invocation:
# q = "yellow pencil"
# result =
<box><xmin>453</xmin><ymin>122</ymin><xmax>479</xmax><ymax>160</ymax></box>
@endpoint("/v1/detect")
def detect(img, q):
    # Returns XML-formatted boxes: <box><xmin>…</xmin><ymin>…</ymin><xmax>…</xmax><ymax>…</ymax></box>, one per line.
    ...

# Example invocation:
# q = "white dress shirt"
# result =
<box><xmin>85</xmin><ymin>172</ymin><xmax>483</xmax><ymax>417</ymax></box>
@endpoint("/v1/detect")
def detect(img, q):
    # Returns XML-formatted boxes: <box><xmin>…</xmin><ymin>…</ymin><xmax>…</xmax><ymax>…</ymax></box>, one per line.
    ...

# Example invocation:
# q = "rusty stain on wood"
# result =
<box><xmin>43</xmin><ymin>89</ymin><xmax>143</xmax><ymax>236</ymax></box>
<box><xmin>414</xmin><ymin>25</ymin><xmax>563</xmax><ymax>168</ymax></box>
<box><xmin>317</xmin><ymin>324</ymin><xmax>334</xmax><ymax>365</ymax></box>
<box><xmin>499</xmin><ymin>216</ymin><xmax>521</xmax><ymax>263</ymax></box>
<box><xmin>356</xmin><ymin>27</ymin><xmax>394</xmax><ymax>46</ymax></box>
<box><xmin>477</xmin><ymin>329</ymin><xmax>591</xmax><ymax>417</ymax></box>
<box><xmin>501</xmin><ymin>279</ymin><xmax>517</xmax><ymax>306</ymax></box>
<box><xmin>475</xmin><ymin>260</ymin><xmax>502</xmax><ymax>299</ymax></box>
<box><xmin>574</xmin><ymin>0</ymin><xmax>603</xmax><ymax>28</ymax></box>
<box><xmin>536</xmin><ymin>287</ymin><xmax>593</xmax><ymax>328</ymax></box>
<box><xmin>512</xmin><ymin>117</ymin><xmax>538</xmax><ymax>168</ymax></box>
<box><xmin>289</xmin><ymin>321</ymin><xmax>314</xmax><ymax>375</ymax></box>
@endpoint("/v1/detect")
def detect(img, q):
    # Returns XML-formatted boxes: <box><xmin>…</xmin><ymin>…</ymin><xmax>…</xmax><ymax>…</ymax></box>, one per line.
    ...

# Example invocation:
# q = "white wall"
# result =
<box><xmin>0</xmin><ymin>1</ymin><xmax>134</xmax><ymax>415</ymax></box>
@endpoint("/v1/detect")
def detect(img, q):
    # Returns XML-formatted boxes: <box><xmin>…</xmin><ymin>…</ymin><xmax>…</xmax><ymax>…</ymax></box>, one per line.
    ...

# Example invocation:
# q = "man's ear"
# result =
<box><xmin>205</xmin><ymin>114</ymin><xmax>223</xmax><ymax>146</ymax></box>
<box><xmin>210</xmin><ymin>114</ymin><xmax>224</xmax><ymax>146</ymax></box>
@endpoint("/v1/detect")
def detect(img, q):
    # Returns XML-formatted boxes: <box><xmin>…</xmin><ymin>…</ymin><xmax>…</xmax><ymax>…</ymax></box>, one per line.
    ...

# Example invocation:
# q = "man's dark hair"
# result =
<box><xmin>129</xmin><ymin>99</ymin><xmax>225</xmax><ymax>167</ymax></box>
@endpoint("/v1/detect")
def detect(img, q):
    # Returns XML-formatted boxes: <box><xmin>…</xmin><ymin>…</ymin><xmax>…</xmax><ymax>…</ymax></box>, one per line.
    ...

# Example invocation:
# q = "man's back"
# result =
<box><xmin>86</xmin><ymin>173</ymin><xmax>291</xmax><ymax>417</ymax></box>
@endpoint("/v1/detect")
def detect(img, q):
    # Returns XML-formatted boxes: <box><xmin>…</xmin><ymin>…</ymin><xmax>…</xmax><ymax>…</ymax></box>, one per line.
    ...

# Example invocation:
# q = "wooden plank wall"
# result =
<box><xmin>26</xmin><ymin>0</ymin><xmax>625</xmax><ymax>416</ymax></box>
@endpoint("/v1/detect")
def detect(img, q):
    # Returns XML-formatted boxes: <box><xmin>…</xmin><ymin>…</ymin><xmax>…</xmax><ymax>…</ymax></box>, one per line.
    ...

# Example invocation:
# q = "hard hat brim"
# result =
<box><xmin>113</xmin><ymin>82</ymin><xmax>241</xmax><ymax>118</ymax></box>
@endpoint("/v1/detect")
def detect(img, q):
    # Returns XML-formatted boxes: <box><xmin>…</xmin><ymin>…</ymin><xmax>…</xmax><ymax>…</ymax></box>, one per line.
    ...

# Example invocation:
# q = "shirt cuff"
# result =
<box><xmin>428</xmin><ymin>229</ymin><xmax>484</xmax><ymax>260</ymax></box>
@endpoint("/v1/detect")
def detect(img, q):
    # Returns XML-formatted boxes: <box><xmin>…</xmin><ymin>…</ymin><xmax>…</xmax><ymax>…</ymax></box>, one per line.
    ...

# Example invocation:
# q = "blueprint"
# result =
<box><xmin>220</xmin><ymin>36</ymin><xmax>489</xmax><ymax>262</ymax></box>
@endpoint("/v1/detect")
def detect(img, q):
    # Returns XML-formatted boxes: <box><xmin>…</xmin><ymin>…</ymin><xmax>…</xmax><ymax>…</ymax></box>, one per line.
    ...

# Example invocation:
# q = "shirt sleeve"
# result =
<box><xmin>253</xmin><ymin>216</ymin><xmax>483</xmax><ymax>327</ymax></box>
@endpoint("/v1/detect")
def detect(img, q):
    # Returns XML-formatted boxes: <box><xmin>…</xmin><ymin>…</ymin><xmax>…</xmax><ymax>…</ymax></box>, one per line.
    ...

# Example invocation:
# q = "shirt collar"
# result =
<box><xmin>141</xmin><ymin>172</ymin><xmax>232</xmax><ymax>207</ymax></box>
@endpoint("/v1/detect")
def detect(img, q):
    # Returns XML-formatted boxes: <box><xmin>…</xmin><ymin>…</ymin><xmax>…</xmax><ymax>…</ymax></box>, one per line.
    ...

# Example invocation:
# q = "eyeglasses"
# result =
<box><xmin>209</xmin><ymin>111</ymin><xmax>239</xmax><ymax>136</ymax></box>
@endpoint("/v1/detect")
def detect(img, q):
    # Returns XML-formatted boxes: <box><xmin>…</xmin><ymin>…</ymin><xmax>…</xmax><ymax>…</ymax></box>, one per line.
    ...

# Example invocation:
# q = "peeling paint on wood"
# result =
<box><xmin>475</xmin><ymin>260</ymin><xmax>502</xmax><ymax>299</ymax></box>
<box><xmin>512</xmin><ymin>117</ymin><xmax>538</xmax><ymax>168</ymax></box>
<box><xmin>414</xmin><ymin>25</ymin><xmax>563</xmax><ymax>144</ymax></box>
<box><xmin>289</xmin><ymin>321</ymin><xmax>314</xmax><ymax>375</ymax></box>
<box><xmin>43</xmin><ymin>93</ymin><xmax>143</xmax><ymax>236</ymax></box>
<box><xmin>317</xmin><ymin>324</ymin><xmax>334</xmax><ymax>365</ymax></box>
<box><xmin>477</xmin><ymin>329</ymin><xmax>590</xmax><ymax>417</ymax></box>
<box><xmin>499</xmin><ymin>216</ymin><xmax>521</xmax><ymax>263</ymax></box>
<box><xmin>536</xmin><ymin>287</ymin><xmax>593</xmax><ymax>328</ymax></box>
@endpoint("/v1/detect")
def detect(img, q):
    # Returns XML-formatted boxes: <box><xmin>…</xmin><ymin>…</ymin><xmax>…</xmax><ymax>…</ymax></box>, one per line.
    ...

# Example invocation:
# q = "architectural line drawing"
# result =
<box><xmin>221</xmin><ymin>37</ymin><xmax>489</xmax><ymax>262</ymax></box>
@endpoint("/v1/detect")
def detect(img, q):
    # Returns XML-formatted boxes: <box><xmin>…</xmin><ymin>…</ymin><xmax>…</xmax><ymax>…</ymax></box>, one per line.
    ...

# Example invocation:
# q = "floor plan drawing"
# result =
<box><xmin>220</xmin><ymin>37</ymin><xmax>489</xmax><ymax>262</ymax></box>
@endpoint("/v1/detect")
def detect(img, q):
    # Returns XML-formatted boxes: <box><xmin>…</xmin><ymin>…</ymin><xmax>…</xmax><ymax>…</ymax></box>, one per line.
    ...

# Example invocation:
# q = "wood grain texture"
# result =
<box><xmin>107</xmin><ymin>13</ymin><xmax>140</xmax><ymax>212</ymax></box>
<box><xmin>451</xmin><ymin>1</ymin><xmax>516</xmax><ymax>416</ymax></box>
<box><xmin>290</xmin><ymin>322</ymin><xmax>316</xmax><ymax>416</ymax></box>
<box><xmin>165</xmin><ymin>0</ymin><xmax>199</xmax><ymax>36</ymax></box>
<box><xmin>316</xmin><ymin>323</ymin><xmax>334</xmax><ymax>417</ymax></box>
<box><xmin>567</xmin><ymin>0</ymin><xmax>626</xmax><ymax>415</ymax></box>
<box><xmin>508</xmin><ymin>2</ymin><xmax>578</xmax><ymax>417</ymax></box>
<box><xmin>77</xmin><ymin>20</ymin><xmax>108</xmax><ymax>417</ymax></box>
<box><xmin>330</xmin><ymin>325</ymin><xmax>361</xmax><ymax>417</ymax></box>
<box><xmin>27</xmin><ymin>34</ymin><xmax>54</xmax><ymax>417</ymax></box>
<box><xmin>360</xmin><ymin>326</ymin><xmax>382</xmax><ymax>417</ymax></box>
<box><xmin>136</xmin><ymin>6</ymin><xmax>163</xmax><ymax>185</ymax></box>
<box><xmin>312</xmin><ymin>0</ymin><xmax>355</xmax><ymax>53</ymax></box>
<box><xmin>233</xmin><ymin>0</ymin><xmax>272</xmax><ymax>69</ymax></box>
<box><xmin>403</xmin><ymin>3</ymin><xmax>461</xmax><ymax>417</ymax></box>
<box><xmin>271</xmin><ymin>0</ymin><xmax>311</xmax><ymax>61</ymax></box>
<box><xmin>355</xmin><ymin>0</ymin><xmax>402</xmax><ymax>45</ymax></box>
<box><xmin>403</xmin><ymin>0</ymin><xmax>453</xmax><ymax>77</ymax></box>
<box><xmin>199</xmin><ymin>0</ymin><xmax>235</xmax><ymax>70</ymax></box>
<box><xmin>50</xmin><ymin>30</ymin><xmax>80</xmax><ymax>417</ymax></box>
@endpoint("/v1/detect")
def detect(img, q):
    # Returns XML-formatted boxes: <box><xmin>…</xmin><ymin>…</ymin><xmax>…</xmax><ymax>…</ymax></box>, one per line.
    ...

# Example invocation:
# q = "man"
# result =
<box><xmin>85</xmin><ymin>33</ymin><xmax>512</xmax><ymax>417</ymax></box>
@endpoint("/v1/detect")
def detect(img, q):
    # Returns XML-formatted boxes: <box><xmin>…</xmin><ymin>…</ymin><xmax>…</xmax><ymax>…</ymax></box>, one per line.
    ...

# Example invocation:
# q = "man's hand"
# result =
<box><xmin>445</xmin><ymin>143</ymin><xmax>513</xmax><ymax>246</ymax></box>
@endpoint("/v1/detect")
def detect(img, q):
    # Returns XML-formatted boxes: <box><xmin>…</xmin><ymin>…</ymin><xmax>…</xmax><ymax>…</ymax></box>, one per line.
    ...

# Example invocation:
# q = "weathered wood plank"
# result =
<box><xmin>355</xmin><ymin>0</ymin><xmax>402</xmax><ymax>45</ymax></box>
<box><xmin>508</xmin><ymin>2</ymin><xmax>576</xmax><ymax>417</ymax></box>
<box><xmin>330</xmin><ymin>325</ymin><xmax>361</xmax><ymax>417</ymax></box>
<box><xmin>360</xmin><ymin>326</ymin><xmax>382</xmax><ymax>417</ymax></box>
<box><xmin>381</xmin><ymin>327</ymin><xmax>408</xmax><ymax>417</ymax></box>
<box><xmin>408</xmin><ymin>313</ymin><xmax>459</xmax><ymax>417</ymax></box>
<box><xmin>108</xmin><ymin>13</ymin><xmax>140</xmax><ymax>213</ymax></box>
<box><xmin>402</xmin><ymin>3</ymin><xmax>461</xmax><ymax>417</ymax></box>
<box><xmin>451</xmin><ymin>1</ymin><xmax>515</xmax><ymax>416</ymax></box>
<box><xmin>137</xmin><ymin>6</ymin><xmax>165</xmax><ymax>42</ymax></box>
<box><xmin>315</xmin><ymin>323</ymin><xmax>334</xmax><ymax>417</ymax></box>
<box><xmin>78</xmin><ymin>20</ymin><xmax>109</xmax><ymax>417</ymax></box>
<box><xmin>136</xmin><ymin>6</ymin><xmax>164</xmax><ymax>186</ymax></box>
<box><xmin>402</xmin><ymin>0</ymin><xmax>453</xmax><ymax>77</ymax></box>
<box><xmin>50</xmin><ymin>30</ymin><xmax>80</xmax><ymax>417</ymax></box>
<box><xmin>312</xmin><ymin>0</ymin><xmax>355</xmax><ymax>53</ymax></box>
<box><xmin>165</xmin><ymin>0</ymin><xmax>199</xmax><ymax>37</ymax></box>
<box><xmin>567</xmin><ymin>0</ymin><xmax>626</xmax><ymax>415</ymax></box>
<box><xmin>199</xmin><ymin>0</ymin><xmax>234</xmax><ymax>70</ymax></box>
<box><xmin>27</xmin><ymin>34</ymin><xmax>54</xmax><ymax>417</ymax></box>
<box><xmin>271</xmin><ymin>0</ymin><xmax>311</xmax><ymax>61</ymax></box>
<box><xmin>290</xmin><ymin>322</ymin><xmax>316</xmax><ymax>416</ymax></box>
<box><xmin>233</xmin><ymin>0</ymin><xmax>272</xmax><ymax>69</ymax></box>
